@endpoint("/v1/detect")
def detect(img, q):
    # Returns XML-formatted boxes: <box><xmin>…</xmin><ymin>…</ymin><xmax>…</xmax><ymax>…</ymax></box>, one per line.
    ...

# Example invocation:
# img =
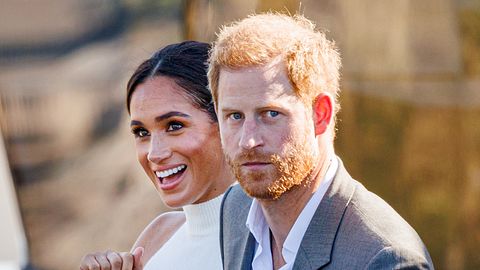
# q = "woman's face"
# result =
<box><xmin>129</xmin><ymin>76</ymin><xmax>227</xmax><ymax>208</ymax></box>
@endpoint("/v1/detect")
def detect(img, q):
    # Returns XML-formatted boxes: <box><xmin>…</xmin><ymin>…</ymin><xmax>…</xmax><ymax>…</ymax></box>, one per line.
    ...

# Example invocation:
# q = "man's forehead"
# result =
<box><xmin>219</xmin><ymin>57</ymin><xmax>286</xmax><ymax>81</ymax></box>
<box><xmin>218</xmin><ymin>62</ymin><xmax>294</xmax><ymax>101</ymax></box>
<box><xmin>222</xmin><ymin>84</ymin><xmax>292</xmax><ymax>100</ymax></box>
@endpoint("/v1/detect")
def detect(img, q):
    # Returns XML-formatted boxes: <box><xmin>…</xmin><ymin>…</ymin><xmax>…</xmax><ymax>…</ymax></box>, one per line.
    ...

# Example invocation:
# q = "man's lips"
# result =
<box><xmin>241</xmin><ymin>162</ymin><xmax>271</xmax><ymax>169</ymax></box>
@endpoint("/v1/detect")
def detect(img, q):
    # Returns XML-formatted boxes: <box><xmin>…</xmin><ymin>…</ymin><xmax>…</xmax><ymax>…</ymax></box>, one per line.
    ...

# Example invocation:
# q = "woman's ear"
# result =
<box><xmin>312</xmin><ymin>94</ymin><xmax>333</xmax><ymax>135</ymax></box>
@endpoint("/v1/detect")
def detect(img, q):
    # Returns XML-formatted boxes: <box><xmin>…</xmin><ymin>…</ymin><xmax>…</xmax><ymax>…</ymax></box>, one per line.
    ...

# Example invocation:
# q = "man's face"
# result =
<box><xmin>217</xmin><ymin>59</ymin><xmax>318</xmax><ymax>200</ymax></box>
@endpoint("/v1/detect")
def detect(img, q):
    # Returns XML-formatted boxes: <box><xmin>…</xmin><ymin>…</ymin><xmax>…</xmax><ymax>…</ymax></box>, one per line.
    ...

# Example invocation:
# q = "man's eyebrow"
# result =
<box><xmin>221</xmin><ymin>103</ymin><xmax>283</xmax><ymax>112</ymax></box>
<box><xmin>155</xmin><ymin>111</ymin><xmax>191</xmax><ymax>122</ymax></box>
<box><xmin>220</xmin><ymin>107</ymin><xmax>237</xmax><ymax>112</ymax></box>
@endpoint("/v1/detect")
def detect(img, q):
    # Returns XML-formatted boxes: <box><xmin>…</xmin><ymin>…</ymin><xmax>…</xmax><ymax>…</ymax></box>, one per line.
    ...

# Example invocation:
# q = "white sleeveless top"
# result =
<box><xmin>144</xmin><ymin>194</ymin><xmax>223</xmax><ymax>270</ymax></box>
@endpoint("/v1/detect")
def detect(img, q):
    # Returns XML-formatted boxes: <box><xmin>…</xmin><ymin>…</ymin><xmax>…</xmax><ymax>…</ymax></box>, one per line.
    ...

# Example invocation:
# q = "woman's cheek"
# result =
<box><xmin>185</xmin><ymin>131</ymin><xmax>211</xmax><ymax>154</ymax></box>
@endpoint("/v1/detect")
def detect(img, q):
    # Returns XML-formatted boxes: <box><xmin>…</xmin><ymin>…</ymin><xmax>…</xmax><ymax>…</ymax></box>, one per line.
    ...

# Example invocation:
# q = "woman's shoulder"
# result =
<box><xmin>132</xmin><ymin>211</ymin><xmax>186</xmax><ymax>264</ymax></box>
<box><xmin>145</xmin><ymin>211</ymin><xmax>186</xmax><ymax>233</ymax></box>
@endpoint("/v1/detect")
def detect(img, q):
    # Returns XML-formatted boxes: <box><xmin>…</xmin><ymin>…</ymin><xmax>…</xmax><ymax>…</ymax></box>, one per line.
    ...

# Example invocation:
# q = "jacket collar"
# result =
<box><xmin>292</xmin><ymin>157</ymin><xmax>356</xmax><ymax>270</ymax></box>
<box><xmin>237</xmin><ymin>157</ymin><xmax>357</xmax><ymax>270</ymax></box>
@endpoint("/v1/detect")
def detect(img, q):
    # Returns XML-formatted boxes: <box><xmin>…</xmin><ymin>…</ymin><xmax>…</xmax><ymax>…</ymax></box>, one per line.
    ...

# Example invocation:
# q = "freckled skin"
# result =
<box><xmin>130</xmin><ymin>76</ymin><xmax>230</xmax><ymax>208</ymax></box>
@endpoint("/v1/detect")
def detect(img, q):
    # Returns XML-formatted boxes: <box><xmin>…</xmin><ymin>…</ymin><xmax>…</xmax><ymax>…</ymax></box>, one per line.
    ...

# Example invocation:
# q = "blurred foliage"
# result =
<box><xmin>122</xmin><ymin>0</ymin><xmax>181</xmax><ymax>19</ymax></box>
<box><xmin>336</xmin><ymin>90</ymin><xmax>480</xmax><ymax>269</ymax></box>
<box><xmin>460</xmin><ymin>8</ymin><xmax>480</xmax><ymax>77</ymax></box>
<box><xmin>256</xmin><ymin>0</ymin><xmax>299</xmax><ymax>13</ymax></box>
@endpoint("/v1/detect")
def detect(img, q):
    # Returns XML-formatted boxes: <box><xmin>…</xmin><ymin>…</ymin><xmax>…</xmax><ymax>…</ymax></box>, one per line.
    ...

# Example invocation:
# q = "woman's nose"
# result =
<box><xmin>147</xmin><ymin>138</ymin><xmax>172</xmax><ymax>163</ymax></box>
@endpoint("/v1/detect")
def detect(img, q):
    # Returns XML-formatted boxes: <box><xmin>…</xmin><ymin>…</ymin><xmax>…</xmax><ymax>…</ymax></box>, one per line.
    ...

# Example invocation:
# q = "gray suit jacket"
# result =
<box><xmin>220</xmin><ymin>158</ymin><xmax>434</xmax><ymax>269</ymax></box>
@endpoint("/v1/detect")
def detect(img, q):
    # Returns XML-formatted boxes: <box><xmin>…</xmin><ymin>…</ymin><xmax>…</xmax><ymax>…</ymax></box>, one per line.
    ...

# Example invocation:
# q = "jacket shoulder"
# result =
<box><xmin>220</xmin><ymin>184</ymin><xmax>252</xmax><ymax>230</ymax></box>
<box><xmin>222</xmin><ymin>184</ymin><xmax>251</xmax><ymax>208</ymax></box>
<box><xmin>330</xmin><ymin>180</ymin><xmax>434</xmax><ymax>268</ymax></box>
<box><xmin>219</xmin><ymin>184</ymin><xmax>254</xmax><ymax>270</ymax></box>
<box><xmin>364</xmin><ymin>246</ymin><xmax>434</xmax><ymax>269</ymax></box>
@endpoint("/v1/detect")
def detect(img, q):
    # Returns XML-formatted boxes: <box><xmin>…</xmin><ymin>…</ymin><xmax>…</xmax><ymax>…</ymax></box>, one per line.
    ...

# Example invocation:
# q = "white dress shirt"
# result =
<box><xmin>246</xmin><ymin>157</ymin><xmax>338</xmax><ymax>270</ymax></box>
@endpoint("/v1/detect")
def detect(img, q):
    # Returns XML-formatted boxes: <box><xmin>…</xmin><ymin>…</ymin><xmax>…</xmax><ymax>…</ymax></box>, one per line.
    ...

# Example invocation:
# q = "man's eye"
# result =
<box><xmin>266</xmin><ymin>110</ymin><xmax>279</xmax><ymax>117</ymax></box>
<box><xmin>229</xmin><ymin>113</ymin><xmax>243</xmax><ymax>120</ymax></box>
<box><xmin>132</xmin><ymin>128</ymin><xmax>149</xmax><ymax>138</ymax></box>
<box><xmin>167</xmin><ymin>121</ymin><xmax>184</xmax><ymax>132</ymax></box>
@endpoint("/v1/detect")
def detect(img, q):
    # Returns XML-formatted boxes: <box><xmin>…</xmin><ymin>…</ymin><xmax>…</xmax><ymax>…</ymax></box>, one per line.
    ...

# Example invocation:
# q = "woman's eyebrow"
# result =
<box><xmin>155</xmin><ymin>111</ymin><xmax>191</xmax><ymax>122</ymax></box>
<box><xmin>130</xmin><ymin>120</ymin><xmax>143</xmax><ymax>127</ymax></box>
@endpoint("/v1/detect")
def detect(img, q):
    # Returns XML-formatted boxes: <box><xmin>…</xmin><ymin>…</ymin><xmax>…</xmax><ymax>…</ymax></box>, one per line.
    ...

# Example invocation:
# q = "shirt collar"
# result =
<box><xmin>245</xmin><ymin>198</ymin><xmax>266</xmax><ymax>244</ymax></box>
<box><xmin>245</xmin><ymin>156</ymin><xmax>339</xmax><ymax>268</ymax></box>
<box><xmin>282</xmin><ymin>157</ymin><xmax>338</xmax><ymax>255</ymax></box>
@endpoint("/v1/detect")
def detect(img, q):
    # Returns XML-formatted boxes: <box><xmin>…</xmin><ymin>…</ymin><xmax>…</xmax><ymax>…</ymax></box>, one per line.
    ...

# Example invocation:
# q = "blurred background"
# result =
<box><xmin>0</xmin><ymin>0</ymin><xmax>479</xmax><ymax>269</ymax></box>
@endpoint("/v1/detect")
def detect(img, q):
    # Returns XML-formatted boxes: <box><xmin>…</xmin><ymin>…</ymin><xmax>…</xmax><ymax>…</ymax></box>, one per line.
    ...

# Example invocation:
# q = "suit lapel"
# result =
<box><xmin>241</xmin><ymin>233</ymin><xmax>256</xmax><ymax>270</ymax></box>
<box><xmin>293</xmin><ymin>158</ymin><xmax>357</xmax><ymax>270</ymax></box>
<box><xmin>223</xmin><ymin>185</ymin><xmax>256</xmax><ymax>270</ymax></box>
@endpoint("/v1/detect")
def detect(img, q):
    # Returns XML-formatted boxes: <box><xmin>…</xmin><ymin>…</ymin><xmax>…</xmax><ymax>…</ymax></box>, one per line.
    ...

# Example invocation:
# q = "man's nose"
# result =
<box><xmin>147</xmin><ymin>136</ymin><xmax>172</xmax><ymax>163</ymax></box>
<box><xmin>239</xmin><ymin>118</ymin><xmax>264</xmax><ymax>150</ymax></box>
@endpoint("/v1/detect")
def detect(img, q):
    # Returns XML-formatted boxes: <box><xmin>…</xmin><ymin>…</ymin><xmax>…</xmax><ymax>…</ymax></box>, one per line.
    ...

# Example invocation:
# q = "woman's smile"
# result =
<box><xmin>155</xmin><ymin>164</ymin><xmax>187</xmax><ymax>190</ymax></box>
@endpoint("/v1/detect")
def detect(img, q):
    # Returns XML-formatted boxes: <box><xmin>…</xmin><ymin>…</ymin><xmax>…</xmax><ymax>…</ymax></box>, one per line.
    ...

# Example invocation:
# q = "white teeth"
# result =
<box><xmin>155</xmin><ymin>165</ymin><xmax>186</xmax><ymax>178</ymax></box>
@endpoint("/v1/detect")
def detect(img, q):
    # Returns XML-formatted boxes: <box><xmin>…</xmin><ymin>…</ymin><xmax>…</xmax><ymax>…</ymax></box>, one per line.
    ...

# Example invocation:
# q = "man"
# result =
<box><xmin>208</xmin><ymin>13</ymin><xmax>434</xmax><ymax>270</ymax></box>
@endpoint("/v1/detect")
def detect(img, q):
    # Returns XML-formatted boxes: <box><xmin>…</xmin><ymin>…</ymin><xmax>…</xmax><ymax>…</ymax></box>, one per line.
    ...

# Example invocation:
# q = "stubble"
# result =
<box><xmin>226</xmin><ymin>138</ymin><xmax>315</xmax><ymax>200</ymax></box>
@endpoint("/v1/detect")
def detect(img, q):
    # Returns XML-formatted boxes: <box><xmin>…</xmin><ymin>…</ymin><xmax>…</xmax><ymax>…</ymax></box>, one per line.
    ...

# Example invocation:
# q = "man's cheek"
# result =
<box><xmin>222</xmin><ymin>134</ymin><xmax>236</xmax><ymax>150</ymax></box>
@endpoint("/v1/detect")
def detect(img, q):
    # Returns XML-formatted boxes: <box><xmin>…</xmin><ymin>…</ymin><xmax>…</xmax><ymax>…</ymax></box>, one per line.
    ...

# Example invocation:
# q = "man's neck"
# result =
<box><xmin>258</xmin><ymin>154</ymin><xmax>332</xmax><ymax>261</ymax></box>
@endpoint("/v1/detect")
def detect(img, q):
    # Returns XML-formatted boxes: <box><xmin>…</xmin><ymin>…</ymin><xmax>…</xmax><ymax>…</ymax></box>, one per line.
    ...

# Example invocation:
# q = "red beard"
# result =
<box><xmin>226</xmin><ymin>140</ymin><xmax>314</xmax><ymax>200</ymax></box>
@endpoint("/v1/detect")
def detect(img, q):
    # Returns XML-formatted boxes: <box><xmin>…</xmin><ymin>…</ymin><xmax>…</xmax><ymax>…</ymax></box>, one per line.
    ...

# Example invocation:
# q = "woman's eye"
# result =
<box><xmin>266</xmin><ymin>110</ymin><xmax>279</xmax><ymax>118</ymax></box>
<box><xmin>167</xmin><ymin>121</ymin><xmax>184</xmax><ymax>132</ymax></box>
<box><xmin>229</xmin><ymin>112</ymin><xmax>243</xmax><ymax>120</ymax></box>
<box><xmin>132</xmin><ymin>128</ymin><xmax>149</xmax><ymax>138</ymax></box>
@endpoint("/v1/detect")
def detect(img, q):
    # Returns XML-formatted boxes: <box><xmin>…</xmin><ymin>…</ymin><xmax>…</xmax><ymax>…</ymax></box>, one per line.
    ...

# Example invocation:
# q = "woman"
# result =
<box><xmin>80</xmin><ymin>41</ymin><xmax>233</xmax><ymax>270</ymax></box>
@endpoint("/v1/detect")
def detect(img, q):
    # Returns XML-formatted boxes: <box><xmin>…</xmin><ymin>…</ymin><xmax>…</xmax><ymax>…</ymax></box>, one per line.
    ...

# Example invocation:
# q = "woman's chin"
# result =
<box><xmin>161</xmin><ymin>195</ymin><xmax>191</xmax><ymax>209</ymax></box>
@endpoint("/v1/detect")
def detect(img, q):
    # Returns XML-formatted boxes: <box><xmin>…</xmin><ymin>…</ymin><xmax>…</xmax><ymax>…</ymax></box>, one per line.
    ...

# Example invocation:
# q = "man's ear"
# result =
<box><xmin>312</xmin><ymin>94</ymin><xmax>333</xmax><ymax>135</ymax></box>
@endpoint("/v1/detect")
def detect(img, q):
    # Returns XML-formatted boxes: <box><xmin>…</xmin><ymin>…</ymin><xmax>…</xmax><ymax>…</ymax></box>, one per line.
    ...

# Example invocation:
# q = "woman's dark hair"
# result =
<box><xmin>126</xmin><ymin>41</ymin><xmax>216</xmax><ymax>121</ymax></box>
